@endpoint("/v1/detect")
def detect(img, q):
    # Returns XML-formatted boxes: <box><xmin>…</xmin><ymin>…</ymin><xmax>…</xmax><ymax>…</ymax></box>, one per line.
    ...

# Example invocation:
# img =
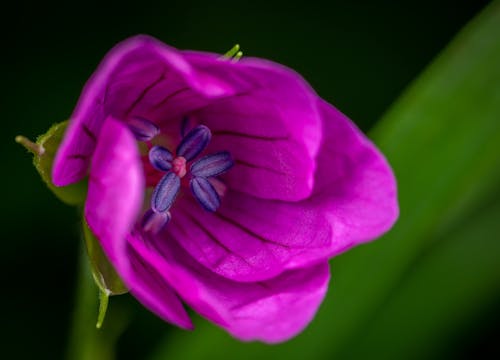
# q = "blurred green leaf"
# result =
<box><xmin>336</xmin><ymin>194</ymin><xmax>500</xmax><ymax>359</ymax></box>
<box><xmin>150</xmin><ymin>2</ymin><xmax>500</xmax><ymax>359</ymax></box>
<box><xmin>16</xmin><ymin>121</ymin><xmax>87</xmax><ymax>205</ymax></box>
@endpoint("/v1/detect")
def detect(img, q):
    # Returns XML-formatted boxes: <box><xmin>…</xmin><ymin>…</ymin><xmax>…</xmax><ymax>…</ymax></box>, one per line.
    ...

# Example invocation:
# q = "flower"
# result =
<box><xmin>52</xmin><ymin>35</ymin><xmax>398</xmax><ymax>343</ymax></box>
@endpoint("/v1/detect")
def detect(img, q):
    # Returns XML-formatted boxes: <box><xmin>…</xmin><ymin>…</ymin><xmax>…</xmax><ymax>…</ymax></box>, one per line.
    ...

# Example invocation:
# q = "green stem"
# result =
<box><xmin>66</xmin><ymin>241</ymin><xmax>126</xmax><ymax>360</ymax></box>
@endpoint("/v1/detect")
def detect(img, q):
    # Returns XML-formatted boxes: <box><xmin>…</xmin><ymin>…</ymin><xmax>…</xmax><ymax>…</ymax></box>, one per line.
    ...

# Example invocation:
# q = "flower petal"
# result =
<box><xmin>190</xmin><ymin>151</ymin><xmax>233</xmax><ymax>178</ymax></box>
<box><xmin>187</xmin><ymin>54</ymin><xmax>323</xmax><ymax>201</ymax></box>
<box><xmin>126</xmin><ymin>245</ymin><xmax>193</xmax><ymax>330</ymax></box>
<box><xmin>84</xmin><ymin>117</ymin><xmax>144</xmax><ymax>272</ymax></box>
<box><xmin>84</xmin><ymin>117</ymin><xmax>192</xmax><ymax>329</ymax></box>
<box><xmin>309</xmin><ymin>99</ymin><xmax>399</xmax><ymax>252</ymax></box>
<box><xmin>128</xmin><ymin>232</ymin><xmax>330</xmax><ymax>343</ymax></box>
<box><xmin>165</xmin><ymin>98</ymin><xmax>398</xmax><ymax>282</ymax></box>
<box><xmin>165</xmin><ymin>193</ymin><xmax>332</xmax><ymax>282</ymax></box>
<box><xmin>52</xmin><ymin>35</ymin><xmax>241</xmax><ymax>187</ymax></box>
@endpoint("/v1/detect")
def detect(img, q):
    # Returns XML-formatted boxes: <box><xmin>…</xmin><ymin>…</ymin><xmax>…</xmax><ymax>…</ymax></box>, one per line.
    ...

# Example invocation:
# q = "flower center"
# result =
<box><xmin>128</xmin><ymin>117</ymin><xmax>234</xmax><ymax>234</ymax></box>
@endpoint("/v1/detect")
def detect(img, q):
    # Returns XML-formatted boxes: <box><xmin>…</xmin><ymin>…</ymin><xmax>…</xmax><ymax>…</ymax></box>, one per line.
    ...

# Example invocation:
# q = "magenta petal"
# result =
<box><xmin>164</xmin><ymin>98</ymin><xmax>397</xmax><ymax>282</ymax></box>
<box><xmin>190</xmin><ymin>55</ymin><xmax>323</xmax><ymax>201</ymax></box>
<box><xmin>127</xmin><ymin>245</ymin><xmax>193</xmax><ymax>330</ymax></box>
<box><xmin>164</xmin><ymin>194</ymin><xmax>332</xmax><ymax>282</ymax></box>
<box><xmin>129</xmin><ymin>232</ymin><xmax>330</xmax><ymax>343</ymax></box>
<box><xmin>84</xmin><ymin>117</ymin><xmax>144</xmax><ymax>272</ymax></box>
<box><xmin>84</xmin><ymin>117</ymin><xmax>191</xmax><ymax>329</ymax></box>
<box><xmin>309</xmin><ymin>99</ymin><xmax>399</xmax><ymax>253</ymax></box>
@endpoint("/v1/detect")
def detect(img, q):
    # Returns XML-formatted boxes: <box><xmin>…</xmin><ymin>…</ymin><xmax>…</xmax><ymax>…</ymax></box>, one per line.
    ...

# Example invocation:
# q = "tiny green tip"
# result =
<box><xmin>233</xmin><ymin>51</ymin><xmax>243</xmax><ymax>61</ymax></box>
<box><xmin>222</xmin><ymin>44</ymin><xmax>241</xmax><ymax>59</ymax></box>
<box><xmin>96</xmin><ymin>290</ymin><xmax>110</xmax><ymax>329</ymax></box>
<box><xmin>15</xmin><ymin>135</ymin><xmax>45</xmax><ymax>156</ymax></box>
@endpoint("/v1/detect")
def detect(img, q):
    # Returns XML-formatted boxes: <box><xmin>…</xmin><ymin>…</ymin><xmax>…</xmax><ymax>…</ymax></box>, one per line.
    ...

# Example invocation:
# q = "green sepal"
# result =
<box><xmin>83</xmin><ymin>220</ymin><xmax>128</xmax><ymax>295</ymax></box>
<box><xmin>82</xmin><ymin>220</ymin><xmax>128</xmax><ymax>328</ymax></box>
<box><xmin>17</xmin><ymin>121</ymin><xmax>88</xmax><ymax>205</ymax></box>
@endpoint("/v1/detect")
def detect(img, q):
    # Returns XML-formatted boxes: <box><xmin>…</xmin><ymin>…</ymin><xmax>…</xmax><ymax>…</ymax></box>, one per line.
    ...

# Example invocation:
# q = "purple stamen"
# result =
<box><xmin>128</xmin><ymin>116</ymin><xmax>159</xmax><ymax>141</ymax></box>
<box><xmin>151</xmin><ymin>172</ymin><xmax>181</xmax><ymax>213</ymax></box>
<box><xmin>149</xmin><ymin>145</ymin><xmax>173</xmax><ymax>171</ymax></box>
<box><xmin>141</xmin><ymin>209</ymin><xmax>171</xmax><ymax>234</ymax></box>
<box><xmin>190</xmin><ymin>176</ymin><xmax>221</xmax><ymax>212</ymax></box>
<box><xmin>190</xmin><ymin>151</ymin><xmax>234</xmax><ymax>178</ymax></box>
<box><xmin>180</xmin><ymin>116</ymin><xmax>195</xmax><ymax>137</ymax></box>
<box><xmin>176</xmin><ymin>125</ymin><xmax>211</xmax><ymax>161</ymax></box>
<box><xmin>142</xmin><ymin>121</ymin><xmax>233</xmax><ymax>231</ymax></box>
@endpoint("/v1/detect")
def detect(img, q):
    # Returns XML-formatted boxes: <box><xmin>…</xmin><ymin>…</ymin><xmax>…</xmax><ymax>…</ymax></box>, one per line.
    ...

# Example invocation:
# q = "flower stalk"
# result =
<box><xmin>66</xmin><ymin>239</ymin><xmax>128</xmax><ymax>360</ymax></box>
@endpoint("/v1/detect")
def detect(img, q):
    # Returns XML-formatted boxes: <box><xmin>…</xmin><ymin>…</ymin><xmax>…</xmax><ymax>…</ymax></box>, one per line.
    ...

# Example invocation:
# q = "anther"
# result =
<box><xmin>128</xmin><ymin>116</ymin><xmax>159</xmax><ymax>141</ymax></box>
<box><xmin>176</xmin><ymin>125</ymin><xmax>211</xmax><ymax>161</ymax></box>
<box><xmin>149</xmin><ymin>146</ymin><xmax>173</xmax><ymax>172</ymax></box>
<box><xmin>180</xmin><ymin>116</ymin><xmax>195</xmax><ymax>137</ymax></box>
<box><xmin>151</xmin><ymin>172</ymin><xmax>181</xmax><ymax>213</ymax></box>
<box><xmin>190</xmin><ymin>176</ymin><xmax>221</xmax><ymax>212</ymax></box>
<box><xmin>190</xmin><ymin>151</ymin><xmax>233</xmax><ymax>178</ymax></box>
<box><xmin>142</xmin><ymin>209</ymin><xmax>171</xmax><ymax>234</ymax></box>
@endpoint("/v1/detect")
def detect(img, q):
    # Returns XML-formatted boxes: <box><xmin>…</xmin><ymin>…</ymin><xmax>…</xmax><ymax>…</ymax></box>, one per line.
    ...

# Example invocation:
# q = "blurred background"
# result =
<box><xmin>1</xmin><ymin>0</ymin><xmax>498</xmax><ymax>359</ymax></box>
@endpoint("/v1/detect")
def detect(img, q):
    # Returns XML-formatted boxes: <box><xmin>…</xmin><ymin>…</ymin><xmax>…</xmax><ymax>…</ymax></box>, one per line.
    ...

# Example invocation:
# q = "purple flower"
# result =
<box><xmin>52</xmin><ymin>36</ymin><xmax>398</xmax><ymax>343</ymax></box>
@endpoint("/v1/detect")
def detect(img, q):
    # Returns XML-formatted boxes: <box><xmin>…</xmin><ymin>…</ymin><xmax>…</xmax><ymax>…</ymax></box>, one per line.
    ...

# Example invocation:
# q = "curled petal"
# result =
<box><xmin>126</xmin><ymin>244</ymin><xmax>193</xmax><ymax>329</ymax></box>
<box><xmin>176</xmin><ymin>125</ymin><xmax>211</xmax><ymax>161</ymax></box>
<box><xmin>309</xmin><ymin>99</ymin><xmax>399</xmax><ymax>252</ymax></box>
<box><xmin>190</xmin><ymin>151</ymin><xmax>233</xmax><ymax>178</ymax></box>
<box><xmin>84</xmin><ymin>117</ymin><xmax>144</xmax><ymax>273</ymax></box>
<box><xmin>190</xmin><ymin>176</ymin><xmax>220</xmax><ymax>212</ymax></box>
<box><xmin>151</xmin><ymin>172</ymin><xmax>180</xmax><ymax>213</ymax></box>
<box><xmin>149</xmin><ymin>145</ymin><xmax>173</xmax><ymax>171</ymax></box>
<box><xmin>128</xmin><ymin>233</ymin><xmax>330</xmax><ymax>343</ymax></box>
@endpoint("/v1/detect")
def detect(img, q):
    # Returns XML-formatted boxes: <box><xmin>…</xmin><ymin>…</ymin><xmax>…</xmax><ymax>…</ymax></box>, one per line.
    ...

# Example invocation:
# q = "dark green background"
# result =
<box><xmin>2</xmin><ymin>1</ymin><xmax>496</xmax><ymax>359</ymax></box>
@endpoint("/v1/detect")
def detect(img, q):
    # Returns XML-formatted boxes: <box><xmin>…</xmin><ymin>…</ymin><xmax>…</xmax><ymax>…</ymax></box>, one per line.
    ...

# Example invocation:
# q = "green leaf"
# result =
<box><xmin>16</xmin><ymin>121</ymin><xmax>87</xmax><ymax>205</ymax></box>
<box><xmin>335</xmin><ymin>196</ymin><xmax>500</xmax><ymax>359</ymax></box>
<box><xmin>150</xmin><ymin>1</ymin><xmax>500</xmax><ymax>359</ymax></box>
